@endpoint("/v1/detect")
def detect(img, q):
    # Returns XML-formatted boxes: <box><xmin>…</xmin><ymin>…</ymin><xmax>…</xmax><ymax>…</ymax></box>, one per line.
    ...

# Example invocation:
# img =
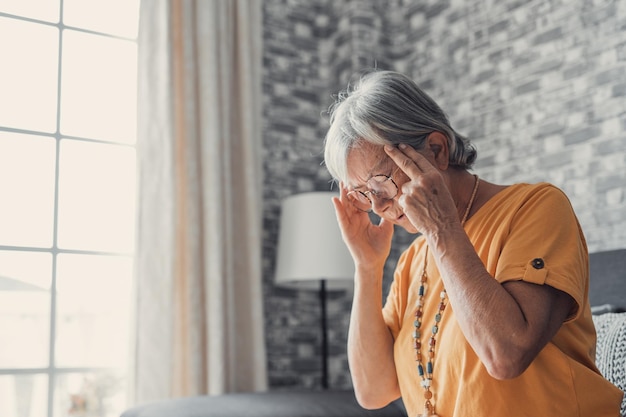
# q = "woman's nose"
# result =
<box><xmin>371</xmin><ymin>193</ymin><xmax>393</xmax><ymax>215</ymax></box>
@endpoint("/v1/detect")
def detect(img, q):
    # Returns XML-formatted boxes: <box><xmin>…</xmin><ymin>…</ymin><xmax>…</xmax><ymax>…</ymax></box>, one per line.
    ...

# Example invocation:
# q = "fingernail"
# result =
<box><xmin>384</xmin><ymin>145</ymin><xmax>394</xmax><ymax>151</ymax></box>
<box><xmin>399</xmin><ymin>143</ymin><xmax>406</xmax><ymax>149</ymax></box>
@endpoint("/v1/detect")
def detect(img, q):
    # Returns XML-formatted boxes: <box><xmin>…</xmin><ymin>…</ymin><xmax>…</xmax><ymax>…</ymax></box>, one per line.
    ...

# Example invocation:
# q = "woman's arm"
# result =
<box><xmin>348</xmin><ymin>264</ymin><xmax>401</xmax><ymax>408</ymax></box>
<box><xmin>331</xmin><ymin>188</ymin><xmax>400</xmax><ymax>407</ymax></box>
<box><xmin>384</xmin><ymin>143</ymin><xmax>575</xmax><ymax>379</ymax></box>
<box><xmin>430</xmin><ymin>228</ymin><xmax>574</xmax><ymax>379</ymax></box>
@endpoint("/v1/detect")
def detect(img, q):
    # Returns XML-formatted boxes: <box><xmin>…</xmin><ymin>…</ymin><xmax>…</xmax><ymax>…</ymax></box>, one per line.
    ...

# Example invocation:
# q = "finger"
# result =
<box><xmin>337</xmin><ymin>182</ymin><xmax>354</xmax><ymax>212</ymax></box>
<box><xmin>338</xmin><ymin>181</ymin><xmax>349</xmax><ymax>201</ymax></box>
<box><xmin>398</xmin><ymin>144</ymin><xmax>435</xmax><ymax>171</ymax></box>
<box><xmin>331</xmin><ymin>195</ymin><xmax>348</xmax><ymax>224</ymax></box>
<box><xmin>334</xmin><ymin>183</ymin><xmax>350</xmax><ymax>215</ymax></box>
<box><xmin>384</xmin><ymin>144</ymin><xmax>430</xmax><ymax>179</ymax></box>
<box><xmin>333</xmin><ymin>183</ymin><xmax>362</xmax><ymax>223</ymax></box>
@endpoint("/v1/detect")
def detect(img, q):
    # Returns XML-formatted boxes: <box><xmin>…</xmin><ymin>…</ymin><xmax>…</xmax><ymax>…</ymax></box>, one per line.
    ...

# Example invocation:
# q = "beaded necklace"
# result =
<box><xmin>413</xmin><ymin>174</ymin><xmax>480</xmax><ymax>417</ymax></box>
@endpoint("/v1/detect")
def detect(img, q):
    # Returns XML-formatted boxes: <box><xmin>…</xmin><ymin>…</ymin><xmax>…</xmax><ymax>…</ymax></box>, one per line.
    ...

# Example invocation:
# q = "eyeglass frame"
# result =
<box><xmin>346</xmin><ymin>166</ymin><xmax>401</xmax><ymax>213</ymax></box>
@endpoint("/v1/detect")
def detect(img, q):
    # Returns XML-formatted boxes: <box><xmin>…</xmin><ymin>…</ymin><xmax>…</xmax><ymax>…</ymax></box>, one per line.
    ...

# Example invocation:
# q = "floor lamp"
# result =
<box><xmin>274</xmin><ymin>192</ymin><xmax>354</xmax><ymax>389</ymax></box>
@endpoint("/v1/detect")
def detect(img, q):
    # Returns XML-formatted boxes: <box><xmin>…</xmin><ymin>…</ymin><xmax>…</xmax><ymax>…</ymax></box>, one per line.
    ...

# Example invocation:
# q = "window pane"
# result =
<box><xmin>0</xmin><ymin>132</ymin><xmax>56</xmax><ymax>247</ymax></box>
<box><xmin>53</xmin><ymin>371</ymin><xmax>127</xmax><ymax>417</ymax></box>
<box><xmin>0</xmin><ymin>0</ymin><xmax>60</xmax><ymax>23</ymax></box>
<box><xmin>63</xmin><ymin>0</ymin><xmax>139</xmax><ymax>38</ymax></box>
<box><xmin>0</xmin><ymin>251</ymin><xmax>52</xmax><ymax>369</ymax></box>
<box><xmin>57</xmin><ymin>140</ymin><xmax>136</xmax><ymax>252</ymax></box>
<box><xmin>60</xmin><ymin>30</ymin><xmax>137</xmax><ymax>144</ymax></box>
<box><xmin>0</xmin><ymin>373</ymin><xmax>48</xmax><ymax>417</ymax></box>
<box><xmin>55</xmin><ymin>253</ymin><xmax>133</xmax><ymax>368</ymax></box>
<box><xmin>0</xmin><ymin>17</ymin><xmax>59</xmax><ymax>132</ymax></box>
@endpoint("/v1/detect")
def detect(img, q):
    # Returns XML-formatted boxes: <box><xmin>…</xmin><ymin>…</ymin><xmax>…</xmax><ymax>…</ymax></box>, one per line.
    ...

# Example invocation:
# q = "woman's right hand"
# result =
<box><xmin>331</xmin><ymin>182</ymin><xmax>395</xmax><ymax>271</ymax></box>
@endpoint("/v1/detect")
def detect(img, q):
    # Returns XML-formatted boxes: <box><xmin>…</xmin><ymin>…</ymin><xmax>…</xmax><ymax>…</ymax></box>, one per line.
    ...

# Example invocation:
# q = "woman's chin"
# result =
<box><xmin>396</xmin><ymin>214</ymin><xmax>419</xmax><ymax>234</ymax></box>
<box><xmin>402</xmin><ymin>225</ymin><xmax>420</xmax><ymax>234</ymax></box>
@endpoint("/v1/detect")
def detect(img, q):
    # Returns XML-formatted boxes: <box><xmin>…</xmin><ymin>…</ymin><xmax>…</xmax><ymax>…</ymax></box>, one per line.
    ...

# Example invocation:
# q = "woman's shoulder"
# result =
<box><xmin>483</xmin><ymin>181</ymin><xmax>567</xmax><ymax>208</ymax></box>
<box><xmin>472</xmin><ymin>181</ymin><xmax>573</xmax><ymax>226</ymax></box>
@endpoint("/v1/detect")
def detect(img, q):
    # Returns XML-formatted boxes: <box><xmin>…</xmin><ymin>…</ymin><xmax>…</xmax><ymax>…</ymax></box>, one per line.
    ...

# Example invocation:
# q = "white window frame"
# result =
<box><xmin>0</xmin><ymin>5</ymin><xmax>137</xmax><ymax>416</ymax></box>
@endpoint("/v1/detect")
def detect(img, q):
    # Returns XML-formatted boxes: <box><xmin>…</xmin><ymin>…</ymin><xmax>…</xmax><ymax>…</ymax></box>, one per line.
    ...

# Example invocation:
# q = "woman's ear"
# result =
<box><xmin>426</xmin><ymin>132</ymin><xmax>450</xmax><ymax>170</ymax></box>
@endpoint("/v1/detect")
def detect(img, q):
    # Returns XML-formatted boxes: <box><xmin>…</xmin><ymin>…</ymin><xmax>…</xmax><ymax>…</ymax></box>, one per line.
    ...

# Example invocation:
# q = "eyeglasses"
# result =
<box><xmin>346</xmin><ymin>173</ymin><xmax>399</xmax><ymax>213</ymax></box>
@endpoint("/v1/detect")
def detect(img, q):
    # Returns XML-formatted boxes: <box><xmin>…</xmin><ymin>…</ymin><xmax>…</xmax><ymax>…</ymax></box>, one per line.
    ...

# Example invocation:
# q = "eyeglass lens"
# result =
<box><xmin>348</xmin><ymin>175</ymin><xmax>398</xmax><ymax>211</ymax></box>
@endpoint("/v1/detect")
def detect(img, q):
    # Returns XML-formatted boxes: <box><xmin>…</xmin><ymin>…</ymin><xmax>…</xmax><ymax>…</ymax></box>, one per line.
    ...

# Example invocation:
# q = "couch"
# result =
<box><xmin>122</xmin><ymin>249</ymin><xmax>626</xmax><ymax>417</ymax></box>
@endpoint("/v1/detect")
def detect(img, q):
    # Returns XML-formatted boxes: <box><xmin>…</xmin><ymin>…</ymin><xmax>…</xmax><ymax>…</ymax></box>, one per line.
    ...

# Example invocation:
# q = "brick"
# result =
<box><xmin>488</xmin><ymin>20</ymin><xmax>510</xmax><ymax>36</ymax></box>
<box><xmin>426</xmin><ymin>1</ymin><xmax>450</xmax><ymax>19</ymax></box>
<box><xmin>612</xmin><ymin>83</ymin><xmax>626</xmax><ymax>97</ymax></box>
<box><xmin>515</xmin><ymin>79</ymin><xmax>541</xmax><ymax>95</ymax></box>
<box><xmin>532</xmin><ymin>27</ymin><xmax>563</xmax><ymax>45</ymax></box>
<box><xmin>597</xmin><ymin>137</ymin><xmax>626</xmax><ymax>155</ymax></box>
<box><xmin>564</xmin><ymin>126</ymin><xmax>600</xmax><ymax>145</ymax></box>
<box><xmin>595</xmin><ymin>67</ymin><xmax>624</xmax><ymax>86</ymax></box>
<box><xmin>563</xmin><ymin>62</ymin><xmax>589</xmax><ymax>80</ymax></box>
<box><xmin>596</xmin><ymin>174</ymin><xmax>626</xmax><ymax>192</ymax></box>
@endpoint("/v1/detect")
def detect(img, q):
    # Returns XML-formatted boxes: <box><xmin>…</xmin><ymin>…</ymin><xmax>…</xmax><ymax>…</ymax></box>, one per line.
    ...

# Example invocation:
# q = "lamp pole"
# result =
<box><xmin>320</xmin><ymin>279</ymin><xmax>329</xmax><ymax>389</ymax></box>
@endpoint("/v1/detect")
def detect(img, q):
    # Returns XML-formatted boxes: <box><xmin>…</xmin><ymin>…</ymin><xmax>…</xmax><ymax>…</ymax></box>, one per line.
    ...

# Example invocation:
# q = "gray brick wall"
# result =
<box><xmin>262</xmin><ymin>0</ymin><xmax>626</xmax><ymax>389</ymax></box>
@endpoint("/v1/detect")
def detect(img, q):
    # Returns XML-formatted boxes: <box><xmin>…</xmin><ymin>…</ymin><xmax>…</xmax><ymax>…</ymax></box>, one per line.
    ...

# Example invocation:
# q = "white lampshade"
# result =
<box><xmin>275</xmin><ymin>192</ymin><xmax>354</xmax><ymax>290</ymax></box>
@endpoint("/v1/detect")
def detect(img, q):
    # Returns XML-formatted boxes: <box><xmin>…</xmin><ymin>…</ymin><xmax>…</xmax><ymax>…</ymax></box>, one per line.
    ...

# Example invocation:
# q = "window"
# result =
<box><xmin>0</xmin><ymin>1</ymin><xmax>139</xmax><ymax>416</ymax></box>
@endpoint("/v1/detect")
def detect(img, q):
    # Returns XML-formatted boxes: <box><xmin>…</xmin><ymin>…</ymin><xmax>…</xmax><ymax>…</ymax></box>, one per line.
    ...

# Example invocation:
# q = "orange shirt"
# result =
<box><xmin>382</xmin><ymin>183</ymin><xmax>623</xmax><ymax>416</ymax></box>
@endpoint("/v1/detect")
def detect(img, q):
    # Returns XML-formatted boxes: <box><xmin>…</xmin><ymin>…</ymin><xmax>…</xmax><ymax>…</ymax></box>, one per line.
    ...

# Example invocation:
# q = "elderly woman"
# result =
<box><xmin>323</xmin><ymin>70</ymin><xmax>623</xmax><ymax>417</ymax></box>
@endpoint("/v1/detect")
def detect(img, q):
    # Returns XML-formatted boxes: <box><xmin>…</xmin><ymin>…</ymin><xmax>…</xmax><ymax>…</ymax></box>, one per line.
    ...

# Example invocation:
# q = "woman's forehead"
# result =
<box><xmin>345</xmin><ymin>146</ymin><xmax>394</xmax><ymax>189</ymax></box>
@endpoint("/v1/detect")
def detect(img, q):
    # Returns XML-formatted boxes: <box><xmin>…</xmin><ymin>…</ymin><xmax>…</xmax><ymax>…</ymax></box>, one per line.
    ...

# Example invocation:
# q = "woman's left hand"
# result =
<box><xmin>384</xmin><ymin>144</ymin><xmax>460</xmax><ymax>237</ymax></box>
<box><xmin>332</xmin><ymin>182</ymin><xmax>395</xmax><ymax>271</ymax></box>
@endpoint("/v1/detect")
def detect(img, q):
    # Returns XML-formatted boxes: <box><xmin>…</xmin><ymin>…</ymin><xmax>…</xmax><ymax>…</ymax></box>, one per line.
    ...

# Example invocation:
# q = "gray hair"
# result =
<box><xmin>323</xmin><ymin>70</ymin><xmax>477</xmax><ymax>183</ymax></box>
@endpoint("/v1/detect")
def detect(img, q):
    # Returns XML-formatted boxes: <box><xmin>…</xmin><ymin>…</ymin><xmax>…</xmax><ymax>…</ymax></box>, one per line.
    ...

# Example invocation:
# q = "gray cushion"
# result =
<box><xmin>589</xmin><ymin>249</ymin><xmax>626</xmax><ymax>309</ymax></box>
<box><xmin>121</xmin><ymin>390</ymin><xmax>407</xmax><ymax>417</ymax></box>
<box><xmin>593</xmin><ymin>312</ymin><xmax>626</xmax><ymax>416</ymax></box>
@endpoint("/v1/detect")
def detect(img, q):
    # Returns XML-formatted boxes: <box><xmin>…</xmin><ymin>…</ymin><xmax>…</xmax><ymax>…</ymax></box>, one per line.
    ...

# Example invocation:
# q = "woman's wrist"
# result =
<box><xmin>354</xmin><ymin>263</ymin><xmax>385</xmax><ymax>287</ymax></box>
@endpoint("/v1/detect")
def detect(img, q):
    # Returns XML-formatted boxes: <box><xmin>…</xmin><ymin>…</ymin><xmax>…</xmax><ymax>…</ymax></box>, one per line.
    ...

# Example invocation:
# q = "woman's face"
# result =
<box><xmin>345</xmin><ymin>144</ymin><xmax>419</xmax><ymax>233</ymax></box>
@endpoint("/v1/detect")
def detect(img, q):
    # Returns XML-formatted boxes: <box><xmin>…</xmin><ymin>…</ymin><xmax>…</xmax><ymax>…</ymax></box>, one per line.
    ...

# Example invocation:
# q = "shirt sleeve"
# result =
<box><xmin>382</xmin><ymin>262</ymin><xmax>403</xmax><ymax>340</ymax></box>
<box><xmin>382</xmin><ymin>244</ymin><xmax>416</xmax><ymax>340</ymax></box>
<box><xmin>494</xmin><ymin>184</ymin><xmax>588</xmax><ymax>320</ymax></box>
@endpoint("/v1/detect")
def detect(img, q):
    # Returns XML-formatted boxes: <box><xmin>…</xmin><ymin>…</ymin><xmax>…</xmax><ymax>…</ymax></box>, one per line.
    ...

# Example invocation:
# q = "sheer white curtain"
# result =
<box><xmin>133</xmin><ymin>0</ymin><xmax>267</xmax><ymax>403</ymax></box>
